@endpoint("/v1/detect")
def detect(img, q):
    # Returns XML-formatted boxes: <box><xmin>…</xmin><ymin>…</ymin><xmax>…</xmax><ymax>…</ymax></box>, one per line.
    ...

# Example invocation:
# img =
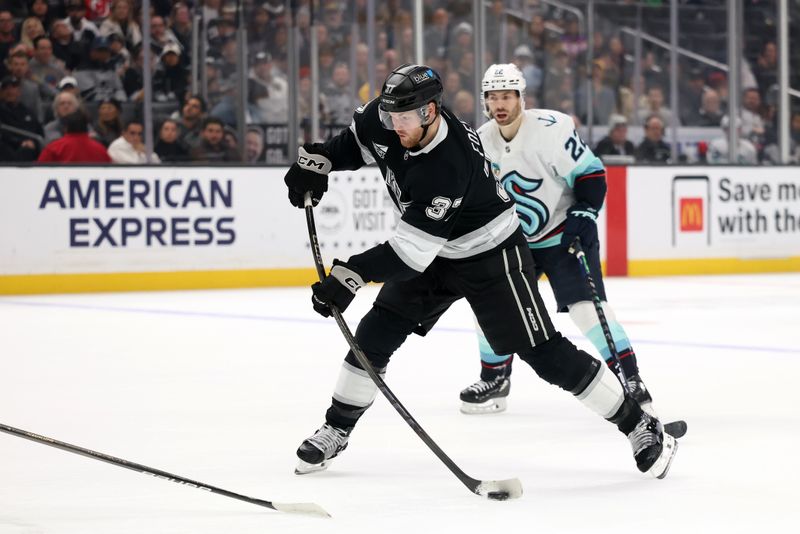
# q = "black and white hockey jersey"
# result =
<box><xmin>320</xmin><ymin>99</ymin><xmax>521</xmax><ymax>283</ymax></box>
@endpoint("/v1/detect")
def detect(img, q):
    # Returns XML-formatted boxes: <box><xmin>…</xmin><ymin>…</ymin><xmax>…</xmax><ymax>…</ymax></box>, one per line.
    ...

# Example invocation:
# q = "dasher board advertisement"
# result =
<box><xmin>627</xmin><ymin>166</ymin><xmax>800</xmax><ymax>261</ymax></box>
<box><xmin>0</xmin><ymin>166</ymin><xmax>397</xmax><ymax>293</ymax></box>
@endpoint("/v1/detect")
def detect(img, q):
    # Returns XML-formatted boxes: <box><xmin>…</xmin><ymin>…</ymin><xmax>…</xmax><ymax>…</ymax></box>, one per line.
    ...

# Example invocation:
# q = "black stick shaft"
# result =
<box><xmin>568</xmin><ymin>237</ymin><xmax>630</xmax><ymax>393</ymax></box>
<box><xmin>1</xmin><ymin>423</ymin><xmax>278</xmax><ymax>512</ymax></box>
<box><xmin>303</xmin><ymin>195</ymin><xmax>484</xmax><ymax>494</ymax></box>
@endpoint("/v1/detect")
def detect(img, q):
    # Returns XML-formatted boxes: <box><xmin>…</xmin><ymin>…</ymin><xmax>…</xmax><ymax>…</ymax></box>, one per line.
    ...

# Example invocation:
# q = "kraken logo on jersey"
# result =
<box><xmin>501</xmin><ymin>172</ymin><xmax>550</xmax><ymax>238</ymax></box>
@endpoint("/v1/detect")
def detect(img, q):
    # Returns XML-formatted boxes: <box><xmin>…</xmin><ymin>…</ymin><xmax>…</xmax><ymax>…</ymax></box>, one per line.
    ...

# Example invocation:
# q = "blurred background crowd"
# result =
<box><xmin>0</xmin><ymin>0</ymin><xmax>798</xmax><ymax>165</ymax></box>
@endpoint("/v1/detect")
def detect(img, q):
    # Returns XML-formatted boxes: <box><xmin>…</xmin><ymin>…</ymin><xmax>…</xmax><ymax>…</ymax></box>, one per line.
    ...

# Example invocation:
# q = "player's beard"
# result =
<box><xmin>396</xmin><ymin>127</ymin><xmax>424</xmax><ymax>148</ymax></box>
<box><xmin>492</xmin><ymin>100</ymin><xmax>522</xmax><ymax>126</ymax></box>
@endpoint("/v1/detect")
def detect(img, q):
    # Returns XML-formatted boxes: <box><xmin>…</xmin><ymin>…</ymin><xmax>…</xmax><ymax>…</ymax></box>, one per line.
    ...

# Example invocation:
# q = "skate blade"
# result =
<box><xmin>460</xmin><ymin>397</ymin><xmax>507</xmax><ymax>415</ymax></box>
<box><xmin>648</xmin><ymin>433</ymin><xmax>679</xmax><ymax>479</ymax></box>
<box><xmin>295</xmin><ymin>458</ymin><xmax>333</xmax><ymax>475</ymax></box>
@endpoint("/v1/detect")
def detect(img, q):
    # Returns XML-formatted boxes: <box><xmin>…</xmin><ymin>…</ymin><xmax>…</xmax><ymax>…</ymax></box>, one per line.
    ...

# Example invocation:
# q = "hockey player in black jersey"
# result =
<box><xmin>283</xmin><ymin>64</ymin><xmax>677</xmax><ymax>479</ymax></box>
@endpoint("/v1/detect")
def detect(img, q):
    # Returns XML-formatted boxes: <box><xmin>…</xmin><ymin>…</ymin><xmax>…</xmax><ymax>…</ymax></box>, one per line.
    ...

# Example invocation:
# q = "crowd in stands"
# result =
<box><xmin>0</xmin><ymin>0</ymin><xmax>798</xmax><ymax>164</ymax></box>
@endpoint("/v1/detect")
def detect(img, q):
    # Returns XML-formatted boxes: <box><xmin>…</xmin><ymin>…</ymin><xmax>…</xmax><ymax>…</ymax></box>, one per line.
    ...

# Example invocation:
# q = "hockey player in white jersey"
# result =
<box><xmin>460</xmin><ymin>64</ymin><xmax>666</xmax><ymax>422</ymax></box>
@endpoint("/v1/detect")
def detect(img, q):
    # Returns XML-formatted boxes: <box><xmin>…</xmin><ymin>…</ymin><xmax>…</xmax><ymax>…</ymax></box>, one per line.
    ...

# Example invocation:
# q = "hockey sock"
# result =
<box><xmin>568</xmin><ymin>301</ymin><xmax>640</xmax><ymax>377</ymax></box>
<box><xmin>325</xmin><ymin>305</ymin><xmax>416</xmax><ymax>429</ymax></box>
<box><xmin>475</xmin><ymin>320</ymin><xmax>513</xmax><ymax>380</ymax></box>
<box><xmin>325</xmin><ymin>360</ymin><xmax>385</xmax><ymax>429</ymax></box>
<box><xmin>519</xmin><ymin>334</ymin><xmax>635</xmax><ymax>429</ymax></box>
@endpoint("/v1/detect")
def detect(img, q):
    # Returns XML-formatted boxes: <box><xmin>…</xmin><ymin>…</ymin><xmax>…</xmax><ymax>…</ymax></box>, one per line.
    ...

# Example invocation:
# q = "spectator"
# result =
<box><xmin>43</xmin><ymin>90</ymin><xmax>82</xmax><ymax>143</ymax></box>
<box><xmin>753</xmin><ymin>41</ymin><xmax>777</xmax><ymax>96</ymax></box>
<box><xmin>697</xmin><ymin>89</ymin><xmax>724</xmax><ymax>127</ymax></box>
<box><xmin>0</xmin><ymin>10</ymin><xmax>16</xmax><ymax>66</ymax></box>
<box><xmin>741</xmin><ymin>87</ymin><xmax>766</xmax><ymax>147</ymax></box>
<box><xmin>249</xmin><ymin>51</ymin><xmax>288</xmax><ymax>123</ymax></box>
<box><xmin>74</xmin><ymin>36</ymin><xmax>127</xmax><ymax>102</ymax></box>
<box><xmin>49</xmin><ymin>18</ymin><xmax>84</xmax><ymax>71</ymax></box>
<box><xmin>542</xmin><ymin>47</ymin><xmax>573</xmax><ymax>110</ymax></box>
<box><xmin>455</xmin><ymin>49</ymin><xmax>477</xmax><ymax>95</ymax></box>
<box><xmin>84</xmin><ymin>0</ymin><xmax>111</xmax><ymax>21</ymax></box>
<box><xmin>244</xmin><ymin>127</ymin><xmax>265</xmax><ymax>163</ymax></box>
<box><xmin>635</xmin><ymin>114</ymin><xmax>671</xmax><ymax>163</ymax></box>
<box><xmin>19</xmin><ymin>17</ymin><xmax>46</xmax><ymax>52</ymax></box>
<box><xmin>323</xmin><ymin>61</ymin><xmax>358</xmax><ymax>127</ymax></box>
<box><xmin>148</xmin><ymin>14</ymin><xmax>180</xmax><ymax>61</ymax></box>
<box><xmin>512</xmin><ymin>45</ymin><xmax>543</xmax><ymax>98</ymax></box>
<box><xmin>452</xmin><ymin>89</ymin><xmax>476</xmax><ymax>127</ymax></box>
<box><xmin>0</xmin><ymin>130</ymin><xmax>38</xmax><ymax>161</ymax></box>
<box><xmin>189</xmin><ymin>117</ymin><xmax>238</xmax><ymax>162</ymax></box>
<box><xmin>763</xmin><ymin>111</ymin><xmax>800</xmax><ymax>164</ymax></box>
<box><xmin>38</xmin><ymin>110</ymin><xmax>110</xmax><ymax>162</ymax></box>
<box><xmin>28</xmin><ymin>36</ymin><xmax>65</xmax><ymax>97</ymax></box>
<box><xmin>575</xmin><ymin>59</ymin><xmax>617</xmax><ymax>125</ymax></box>
<box><xmin>154</xmin><ymin>118</ymin><xmax>190</xmax><ymax>162</ymax></box>
<box><xmin>152</xmin><ymin>42</ymin><xmax>188</xmax><ymax>103</ymax></box>
<box><xmin>594</xmin><ymin>114</ymin><xmax>635</xmax><ymax>158</ymax></box>
<box><xmin>29</xmin><ymin>0</ymin><xmax>57</xmax><ymax>31</ymax></box>
<box><xmin>0</xmin><ymin>75</ymin><xmax>43</xmax><ymax>156</ymax></box>
<box><xmin>298</xmin><ymin>75</ymin><xmax>328</xmax><ymax>139</ymax></box>
<box><xmin>423</xmin><ymin>8</ymin><xmax>449</xmax><ymax>59</ymax></box>
<box><xmin>443</xmin><ymin>70</ymin><xmax>462</xmax><ymax>106</ymax></box>
<box><xmin>5</xmin><ymin>49</ymin><xmax>44</xmax><ymax>121</ymax></box>
<box><xmin>170</xmin><ymin>2</ymin><xmax>193</xmax><ymax>58</ymax></box>
<box><xmin>122</xmin><ymin>44</ymin><xmax>143</xmax><ymax>100</ymax></box>
<box><xmin>358</xmin><ymin>63</ymin><xmax>387</xmax><ymax>105</ymax></box>
<box><xmin>99</xmin><ymin>0</ymin><xmax>142</xmax><ymax>50</ymax></box>
<box><xmin>62</xmin><ymin>0</ymin><xmax>99</xmax><ymax>43</ymax></box>
<box><xmin>108</xmin><ymin>119</ymin><xmax>160</xmax><ymax>163</ymax></box>
<box><xmin>561</xmin><ymin>16</ymin><xmax>587</xmax><ymax>62</ymax></box>
<box><xmin>93</xmin><ymin>97</ymin><xmax>122</xmax><ymax>146</ymax></box>
<box><xmin>447</xmin><ymin>22</ymin><xmax>473</xmax><ymax>68</ymax></box>
<box><xmin>635</xmin><ymin>85</ymin><xmax>679</xmax><ymax>126</ymax></box>
<box><xmin>107</xmin><ymin>32</ymin><xmax>130</xmax><ymax>75</ymax></box>
<box><xmin>175</xmin><ymin>94</ymin><xmax>205</xmax><ymax>148</ymax></box>
<box><xmin>679</xmin><ymin>67</ymin><xmax>707</xmax><ymax>126</ymax></box>
<box><xmin>56</xmin><ymin>75</ymin><xmax>80</xmax><ymax>97</ymax></box>
<box><xmin>707</xmin><ymin>115</ymin><xmax>758</xmax><ymax>164</ymax></box>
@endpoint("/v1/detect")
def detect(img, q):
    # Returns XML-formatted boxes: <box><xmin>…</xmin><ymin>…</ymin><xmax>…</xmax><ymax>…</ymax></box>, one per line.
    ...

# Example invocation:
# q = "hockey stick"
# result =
<box><xmin>303</xmin><ymin>193</ymin><xmax>522</xmax><ymax>501</ymax></box>
<box><xmin>567</xmin><ymin>237</ymin><xmax>687</xmax><ymax>439</ymax></box>
<box><xmin>0</xmin><ymin>422</ymin><xmax>330</xmax><ymax>518</ymax></box>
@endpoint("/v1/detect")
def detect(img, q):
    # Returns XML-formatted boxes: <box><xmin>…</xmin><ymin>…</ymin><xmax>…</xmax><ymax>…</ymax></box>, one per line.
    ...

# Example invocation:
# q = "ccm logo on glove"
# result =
<box><xmin>298</xmin><ymin>147</ymin><xmax>332</xmax><ymax>174</ymax></box>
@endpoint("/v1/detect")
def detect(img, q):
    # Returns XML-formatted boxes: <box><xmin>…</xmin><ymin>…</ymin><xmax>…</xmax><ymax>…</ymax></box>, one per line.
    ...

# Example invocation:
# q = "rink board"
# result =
<box><xmin>0</xmin><ymin>165</ymin><xmax>798</xmax><ymax>294</ymax></box>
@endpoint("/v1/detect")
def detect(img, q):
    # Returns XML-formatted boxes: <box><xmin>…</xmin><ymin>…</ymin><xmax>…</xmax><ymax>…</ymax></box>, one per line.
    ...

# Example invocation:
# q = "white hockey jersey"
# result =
<box><xmin>478</xmin><ymin>109</ymin><xmax>605</xmax><ymax>248</ymax></box>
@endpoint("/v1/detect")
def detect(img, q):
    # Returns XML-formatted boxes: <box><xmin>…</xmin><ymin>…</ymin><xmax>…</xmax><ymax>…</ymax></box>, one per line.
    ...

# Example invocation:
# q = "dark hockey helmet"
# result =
<box><xmin>378</xmin><ymin>64</ymin><xmax>443</xmax><ymax>130</ymax></box>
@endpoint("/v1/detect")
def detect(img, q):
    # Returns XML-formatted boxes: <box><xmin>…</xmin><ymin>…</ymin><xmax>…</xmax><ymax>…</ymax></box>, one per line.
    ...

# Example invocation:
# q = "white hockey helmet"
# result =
<box><xmin>481</xmin><ymin>63</ymin><xmax>526</xmax><ymax>118</ymax></box>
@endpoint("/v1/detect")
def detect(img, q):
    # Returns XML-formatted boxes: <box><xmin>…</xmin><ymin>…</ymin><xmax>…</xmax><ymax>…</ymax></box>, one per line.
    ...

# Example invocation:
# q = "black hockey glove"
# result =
<box><xmin>311</xmin><ymin>259</ymin><xmax>366</xmax><ymax>318</ymax></box>
<box><xmin>284</xmin><ymin>144</ymin><xmax>333</xmax><ymax>208</ymax></box>
<box><xmin>561</xmin><ymin>202</ymin><xmax>599</xmax><ymax>249</ymax></box>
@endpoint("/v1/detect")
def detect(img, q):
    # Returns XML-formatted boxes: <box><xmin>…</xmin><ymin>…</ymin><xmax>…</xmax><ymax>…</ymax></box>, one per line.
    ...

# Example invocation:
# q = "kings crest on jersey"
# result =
<box><xmin>477</xmin><ymin>109</ymin><xmax>605</xmax><ymax>248</ymax></box>
<box><xmin>321</xmin><ymin>98</ymin><xmax>519</xmax><ymax>275</ymax></box>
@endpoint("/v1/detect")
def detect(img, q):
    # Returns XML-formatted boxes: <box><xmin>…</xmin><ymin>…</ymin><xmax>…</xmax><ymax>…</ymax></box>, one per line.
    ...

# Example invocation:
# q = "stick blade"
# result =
<box><xmin>475</xmin><ymin>478</ymin><xmax>523</xmax><ymax>501</ymax></box>
<box><xmin>270</xmin><ymin>502</ymin><xmax>332</xmax><ymax>518</ymax></box>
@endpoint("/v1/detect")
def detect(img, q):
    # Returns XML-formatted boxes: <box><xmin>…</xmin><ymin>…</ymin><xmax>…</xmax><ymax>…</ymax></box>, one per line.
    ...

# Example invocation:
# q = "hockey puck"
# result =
<box><xmin>487</xmin><ymin>491</ymin><xmax>509</xmax><ymax>501</ymax></box>
<box><xmin>664</xmin><ymin>420</ymin><xmax>688</xmax><ymax>439</ymax></box>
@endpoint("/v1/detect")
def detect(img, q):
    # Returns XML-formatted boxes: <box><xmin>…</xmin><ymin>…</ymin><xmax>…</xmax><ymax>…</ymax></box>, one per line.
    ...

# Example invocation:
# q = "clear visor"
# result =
<box><xmin>378</xmin><ymin>104</ymin><xmax>431</xmax><ymax>131</ymax></box>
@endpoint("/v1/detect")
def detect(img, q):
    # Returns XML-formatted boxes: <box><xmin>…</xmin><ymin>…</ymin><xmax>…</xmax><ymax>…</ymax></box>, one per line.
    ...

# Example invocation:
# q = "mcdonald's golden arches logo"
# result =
<box><xmin>679</xmin><ymin>198</ymin><xmax>704</xmax><ymax>232</ymax></box>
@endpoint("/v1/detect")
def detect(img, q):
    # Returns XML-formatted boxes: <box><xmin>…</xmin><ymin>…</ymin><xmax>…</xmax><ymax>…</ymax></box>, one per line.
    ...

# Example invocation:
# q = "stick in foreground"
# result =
<box><xmin>0</xmin><ymin>422</ymin><xmax>331</xmax><ymax>518</ymax></box>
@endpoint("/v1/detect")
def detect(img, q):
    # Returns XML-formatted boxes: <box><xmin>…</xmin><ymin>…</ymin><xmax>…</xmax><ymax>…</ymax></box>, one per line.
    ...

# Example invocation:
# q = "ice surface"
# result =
<box><xmin>1</xmin><ymin>274</ymin><xmax>798</xmax><ymax>533</ymax></box>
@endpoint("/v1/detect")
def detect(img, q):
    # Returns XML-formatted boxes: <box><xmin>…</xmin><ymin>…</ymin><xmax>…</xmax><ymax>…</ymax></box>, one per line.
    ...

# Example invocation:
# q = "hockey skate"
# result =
<box><xmin>459</xmin><ymin>377</ymin><xmax>510</xmax><ymax>414</ymax></box>
<box><xmin>627</xmin><ymin>373</ymin><xmax>656</xmax><ymax>416</ymax></box>
<box><xmin>295</xmin><ymin>423</ymin><xmax>351</xmax><ymax>475</ymax></box>
<box><xmin>627</xmin><ymin>412</ymin><xmax>678</xmax><ymax>479</ymax></box>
